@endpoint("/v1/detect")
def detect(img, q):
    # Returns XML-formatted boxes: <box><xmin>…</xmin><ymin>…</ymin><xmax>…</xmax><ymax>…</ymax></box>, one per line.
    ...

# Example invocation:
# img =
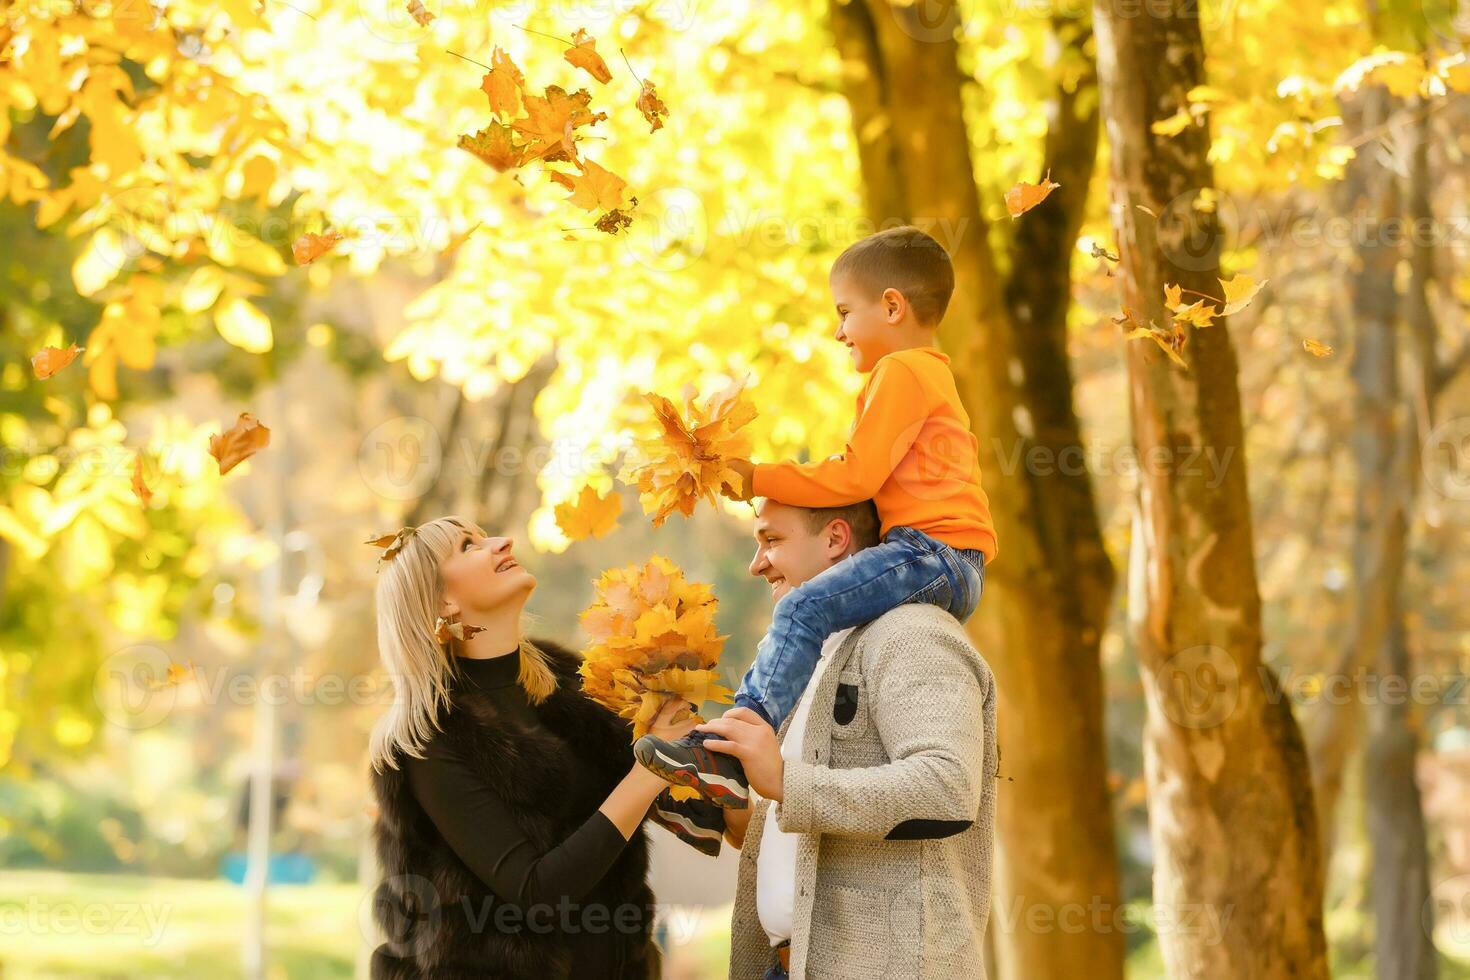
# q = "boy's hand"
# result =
<box><xmin>697</xmin><ymin>707</ymin><xmax>784</xmax><ymax>801</ymax></box>
<box><xmin>720</xmin><ymin>458</ymin><xmax>755</xmax><ymax>502</ymax></box>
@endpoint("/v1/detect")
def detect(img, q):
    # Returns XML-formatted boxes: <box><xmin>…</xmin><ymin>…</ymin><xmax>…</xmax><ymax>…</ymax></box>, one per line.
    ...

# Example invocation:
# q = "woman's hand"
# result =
<box><xmin>603</xmin><ymin>699</ymin><xmax>704</xmax><ymax>838</ymax></box>
<box><xmin>647</xmin><ymin>698</ymin><xmax>701</xmax><ymax>743</ymax></box>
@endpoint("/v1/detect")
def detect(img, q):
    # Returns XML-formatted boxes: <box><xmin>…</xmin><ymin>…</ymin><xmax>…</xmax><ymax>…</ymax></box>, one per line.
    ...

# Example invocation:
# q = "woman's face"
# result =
<box><xmin>439</xmin><ymin>524</ymin><xmax>536</xmax><ymax>618</ymax></box>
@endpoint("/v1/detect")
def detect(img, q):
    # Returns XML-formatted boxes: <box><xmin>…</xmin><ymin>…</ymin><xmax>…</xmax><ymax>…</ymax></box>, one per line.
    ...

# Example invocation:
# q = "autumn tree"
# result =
<box><xmin>1091</xmin><ymin>0</ymin><xmax>1329</xmax><ymax>975</ymax></box>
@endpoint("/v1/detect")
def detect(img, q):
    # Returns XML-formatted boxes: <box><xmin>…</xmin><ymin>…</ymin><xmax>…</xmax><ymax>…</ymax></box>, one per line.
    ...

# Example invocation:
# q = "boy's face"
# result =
<box><xmin>831</xmin><ymin>271</ymin><xmax>899</xmax><ymax>373</ymax></box>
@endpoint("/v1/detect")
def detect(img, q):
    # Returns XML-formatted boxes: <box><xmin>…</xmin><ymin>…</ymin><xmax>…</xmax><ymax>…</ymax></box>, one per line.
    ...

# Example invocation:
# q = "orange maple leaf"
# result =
<box><xmin>1005</xmin><ymin>171</ymin><xmax>1061</xmax><ymax>218</ymax></box>
<box><xmin>292</xmin><ymin>231</ymin><xmax>343</xmax><ymax>265</ymax></box>
<box><xmin>549</xmin><ymin>157</ymin><xmax>627</xmax><ymax>212</ymax></box>
<box><xmin>406</xmin><ymin>0</ymin><xmax>433</xmax><ymax>25</ymax></box>
<box><xmin>32</xmin><ymin>342</ymin><xmax>84</xmax><ymax>379</ymax></box>
<box><xmin>514</xmin><ymin>85</ymin><xmax>606</xmax><ymax>162</ymax></box>
<box><xmin>480</xmin><ymin>47</ymin><xmax>525</xmax><ymax>117</ymax></box>
<box><xmin>636</xmin><ymin>79</ymin><xmax>669</xmax><ymax>132</ymax></box>
<box><xmin>617</xmin><ymin>378</ymin><xmax>758</xmax><ymax>526</ymax></box>
<box><xmin>459</xmin><ymin>122</ymin><xmax>524</xmax><ymax>171</ymax></box>
<box><xmin>209</xmin><ymin>412</ymin><xmax>271</xmax><ymax>475</ymax></box>
<box><xmin>563</xmin><ymin>27</ymin><xmax>612</xmax><ymax>84</ymax></box>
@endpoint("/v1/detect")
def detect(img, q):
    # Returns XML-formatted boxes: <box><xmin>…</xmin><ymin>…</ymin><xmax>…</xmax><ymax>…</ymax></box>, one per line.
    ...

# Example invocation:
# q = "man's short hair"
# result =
<box><xmin>760</xmin><ymin>498</ymin><xmax>881</xmax><ymax>552</ymax></box>
<box><xmin>830</xmin><ymin>225</ymin><xmax>955</xmax><ymax>326</ymax></box>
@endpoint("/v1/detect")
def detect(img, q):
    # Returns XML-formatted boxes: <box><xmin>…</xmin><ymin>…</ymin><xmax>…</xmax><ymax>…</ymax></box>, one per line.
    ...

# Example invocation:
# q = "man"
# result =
<box><xmin>698</xmin><ymin>497</ymin><xmax>998</xmax><ymax>980</ymax></box>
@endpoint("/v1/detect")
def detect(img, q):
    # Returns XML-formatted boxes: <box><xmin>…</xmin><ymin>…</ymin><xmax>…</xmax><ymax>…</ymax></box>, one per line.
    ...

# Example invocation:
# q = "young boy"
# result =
<box><xmin>634</xmin><ymin>225</ymin><xmax>999</xmax><ymax>807</ymax></box>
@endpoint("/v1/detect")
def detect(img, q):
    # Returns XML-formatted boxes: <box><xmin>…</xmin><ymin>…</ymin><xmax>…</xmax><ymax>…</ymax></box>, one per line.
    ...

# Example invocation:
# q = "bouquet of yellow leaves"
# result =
<box><xmin>579</xmin><ymin>556</ymin><xmax>735</xmax><ymax>796</ymax></box>
<box><xmin>617</xmin><ymin>377</ymin><xmax>757</xmax><ymax>526</ymax></box>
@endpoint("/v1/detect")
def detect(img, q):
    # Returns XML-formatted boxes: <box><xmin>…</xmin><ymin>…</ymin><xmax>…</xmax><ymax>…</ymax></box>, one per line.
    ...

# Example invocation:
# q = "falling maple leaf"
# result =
<box><xmin>578</xmin><ymin>556</ymin><xmax>734</xmax><ymax>771</ymax></box>
<box><xmin>595</xmin><ymin>201</ymin><xmax>637</xmax><ymax>235</ymax></box>
<box><xmin>514</xmin><ymin>85</ymin><xmax>607</xmax><ymax>163</ymax></box>
<box><xmin>1115</xmin><ymin>307</ymin><xmax>1188</xmax><ymax>368</ymax></box>
<box><xmin>617</xmin><ymin>377</ymin><xmax>758</xmax><ymax>526</ymax></box>
<box><xmin>1005</xmin><ymin>171</ymin><xmax>1060</xmax><ymax>218</ymax></box>
<box><xmin>1163</xmin><ymin>283</ymin><xmax>1219</xmax><ymax>329</ymax></box>
<box><xmin>32</xmin><ymin>342</ymin><xmax>84</xmax><ymax>379</ymax></box>
<box><xmin>1303</xmin><ymin>339</ymin><xmax>1333</xmax><ymax>357</ymax></box>
<box><xmin>405</xmin><ymin>0</ymin><xmax>433</xmax><ymax>25</ymax></box>
<box><xmin>480</xmin><ymin>47</ymin><xmax>525</xmax><ymax>117</ymax></box>
<box><xmin>549</xmin><ymin>157</ymin><xmax>627</xmax><ymax>212</ymax></box>
<box><xmin>209</xmin><ymin>412</ymin><xmax>271</xmax><ymax>475</ymax></box>
<box><xmin>459</xmin><ymin>122</ymin><xmax>524</xmax><ymax>171</ymax></box>
<box><xmin>1220</xmin><ymin>274</ymin><xmax>1268</xmax><ymax>316</ymax></box>
<box><xmin>555</xmin><ymin>484</ymin><xmax>623</xmax><ymax>540</ymax></box>
<box><xmin>132</xmin><ymin>453</ymin><xmax>152</xmax><ymax>506</ymax></box>
<box><xmin>292</xmin><ymin>231</ymin><xmax>343</xmax><ymax>265</ymax></box>
<box><xmin>563</xmin><ymin>27</ymin><xmax>612</xmax><ymax>84</ymax></box>
<box><xmin>636</xmin><ymin>79</ymin><xmax>669</xmax><ymax>132</ymax></box>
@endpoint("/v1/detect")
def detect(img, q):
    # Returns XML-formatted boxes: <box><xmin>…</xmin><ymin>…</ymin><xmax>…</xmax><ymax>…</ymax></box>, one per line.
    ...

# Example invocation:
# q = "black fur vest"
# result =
<box><xmin>368</xmin><ymin>638</ymin><xmax>657</xmax><ymax>979</ymax></box>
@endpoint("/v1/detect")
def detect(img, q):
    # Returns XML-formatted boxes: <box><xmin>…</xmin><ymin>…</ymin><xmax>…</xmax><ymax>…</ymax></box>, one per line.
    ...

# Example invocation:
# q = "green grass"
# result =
<box><xmin>0</xmin><ymin>870</ymin><xmax>359</xmax><ymax>979</ymax></box>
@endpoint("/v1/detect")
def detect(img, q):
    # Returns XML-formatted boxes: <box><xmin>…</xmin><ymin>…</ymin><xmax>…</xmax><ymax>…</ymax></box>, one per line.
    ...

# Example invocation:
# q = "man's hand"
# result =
<box><xmin>720</xmin><ymin>458</ymin><xmax>756</xmax><ymax>502</ymax></box>
<box><xmin>697</xmin><ymin>707</ymin><xmax>784</xmax><ymax>801</ymax></box>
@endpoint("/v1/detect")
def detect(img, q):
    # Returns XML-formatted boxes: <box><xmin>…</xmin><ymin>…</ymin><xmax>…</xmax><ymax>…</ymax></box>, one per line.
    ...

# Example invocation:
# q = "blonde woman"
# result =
<box><xmin>366</xmin><ymin>517</ymin><xmax>723</xmax><ymax>980</ymax></box>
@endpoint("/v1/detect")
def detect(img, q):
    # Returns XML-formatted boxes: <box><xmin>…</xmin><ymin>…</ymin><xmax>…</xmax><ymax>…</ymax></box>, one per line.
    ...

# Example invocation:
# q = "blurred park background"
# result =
<box><xmin>4</xmin><ymin>0</ymin><xmax>1470</xmax><ymax>977</ymax></box>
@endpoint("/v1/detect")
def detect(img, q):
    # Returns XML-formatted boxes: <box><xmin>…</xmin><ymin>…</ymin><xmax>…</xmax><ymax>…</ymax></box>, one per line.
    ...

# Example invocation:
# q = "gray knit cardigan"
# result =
<box><xmin>727</xmin><ymin>603</ymin><xmax>998</xmax><ymax>980</ymax></box>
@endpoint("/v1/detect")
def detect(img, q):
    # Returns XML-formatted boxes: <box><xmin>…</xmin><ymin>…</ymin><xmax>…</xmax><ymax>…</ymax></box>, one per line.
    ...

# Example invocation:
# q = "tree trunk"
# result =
<box><xmin>1091</xmin><ymin>0</ymin><xmax>1329</xmax><ymax>975</ymax></box>
<box><xmin>1360</xmin><ymin>90</ymin><xmax>1438</xmax><ymax>980</ymax></box>
<box><xmin>829</xmin><ymin>4</ymin><xmax>1123</xmax><ymax>977</ymax></box>
<box><xmin>1304</xmin><ymin>84</ymin><xmax>1401</xmax><ymax>866</ymax></box>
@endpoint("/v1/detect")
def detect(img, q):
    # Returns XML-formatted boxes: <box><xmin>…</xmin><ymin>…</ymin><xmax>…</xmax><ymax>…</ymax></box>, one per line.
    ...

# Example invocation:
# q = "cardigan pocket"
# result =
<box><xmin>830</xmin><ymin>669</ymin><xmax>871</xmax><ymax>741</ymax></box>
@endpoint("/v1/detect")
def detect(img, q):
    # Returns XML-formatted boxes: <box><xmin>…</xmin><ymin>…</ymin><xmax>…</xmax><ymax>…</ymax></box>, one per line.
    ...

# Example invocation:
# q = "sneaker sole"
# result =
<box><xmin>650</xmin><ymin>810</ymin><xmax>723</xmax><ymax>857</ymax></box>
<box><xmin>636</xmin><ymin>741</ymin><xmax>749</xmax><ymax>810</ymax></box>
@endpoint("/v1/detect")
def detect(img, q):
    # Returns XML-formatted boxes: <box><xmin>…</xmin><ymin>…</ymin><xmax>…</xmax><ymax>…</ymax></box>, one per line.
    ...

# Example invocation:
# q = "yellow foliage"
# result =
<box><xmin>617</xmin><ymin>378</ymin><xmax>758</xmax><ymax>527</ymax></box>
<box><xmin>578</xmin><ymin>556</ymin><xmax>735</xmax><ymax>762</ymax></box>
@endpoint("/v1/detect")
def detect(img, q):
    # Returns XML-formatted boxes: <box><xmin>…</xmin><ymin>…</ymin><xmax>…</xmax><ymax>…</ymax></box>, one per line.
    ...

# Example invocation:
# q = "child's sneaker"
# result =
<box><xmin>634</xmin><ymin>729</ymin><xmax>750</xmax><ymax>809</ymax></box>
<box><xmin>647</xmin><ymin>789</ymin><xmax>726</xmax><ymax>857</ymax></box>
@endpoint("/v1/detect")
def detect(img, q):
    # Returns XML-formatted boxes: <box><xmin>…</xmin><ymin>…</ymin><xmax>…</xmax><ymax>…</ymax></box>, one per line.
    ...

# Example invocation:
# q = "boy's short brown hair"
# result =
<box><xmin>830</xmin><ymin>225</ymin><xmax>955</xmax><ymax>326</ymax></box>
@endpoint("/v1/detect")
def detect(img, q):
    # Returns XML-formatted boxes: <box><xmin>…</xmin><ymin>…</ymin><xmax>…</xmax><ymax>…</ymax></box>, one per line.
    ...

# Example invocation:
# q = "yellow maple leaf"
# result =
<box><xmin>554</xmin><ymin>484</ymin><xmax>622</xmax><ymax>540</ymax></box>
<box><xmin>1219</xmin><ymin>275</ymin><xmax>1268</xmax><ymax>316</ymax></box>
<box><xmin>618</xmin><ymin>378</ymin><xmax>758</xmax><ymax>526</ymax></box>
<box><xmin>578</xmin><ymin>557</ymin><xmax>732</xmax><ymax>740</ymax></box>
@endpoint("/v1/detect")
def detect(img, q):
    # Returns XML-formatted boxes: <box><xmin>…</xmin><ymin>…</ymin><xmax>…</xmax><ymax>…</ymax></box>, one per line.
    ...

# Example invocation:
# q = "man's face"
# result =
<box><xmin>748</xmin><ymin>500</ymin><xmax>849</xmax><ymax>602</ymax></box>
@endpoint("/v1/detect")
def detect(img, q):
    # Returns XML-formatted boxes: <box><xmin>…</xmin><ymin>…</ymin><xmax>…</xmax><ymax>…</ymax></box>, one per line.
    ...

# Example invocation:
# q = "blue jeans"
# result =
<box><xmin>733</xmin><ymin>526</ymin><xmax>986</xmax><ymax>732</ymax></box>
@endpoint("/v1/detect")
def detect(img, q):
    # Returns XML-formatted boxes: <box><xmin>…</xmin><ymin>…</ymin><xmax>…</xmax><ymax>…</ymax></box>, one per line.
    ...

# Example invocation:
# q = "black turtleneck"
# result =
<box><xmin>403</xmin><ymin>650</ymin><xmax>629</xmax><ymax>909</ymax></box>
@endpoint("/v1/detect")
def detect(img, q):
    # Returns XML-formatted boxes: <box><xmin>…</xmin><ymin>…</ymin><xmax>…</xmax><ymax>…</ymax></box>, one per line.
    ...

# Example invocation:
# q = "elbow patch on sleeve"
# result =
<box><xmin>884</xmin><ymin>818</ymin><xmax>973</xmax><ymax>841</ymax></box>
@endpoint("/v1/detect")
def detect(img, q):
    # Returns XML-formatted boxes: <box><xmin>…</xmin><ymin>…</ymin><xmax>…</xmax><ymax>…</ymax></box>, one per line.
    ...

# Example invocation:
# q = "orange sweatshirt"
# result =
<box><xmin>751</xmin><ymin>346</ymin><xmax>998</xmax><ymax>563</ymax></box>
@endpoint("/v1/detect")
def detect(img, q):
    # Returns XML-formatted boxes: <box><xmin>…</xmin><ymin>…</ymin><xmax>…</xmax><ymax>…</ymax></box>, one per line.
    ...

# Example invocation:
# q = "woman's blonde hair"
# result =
<box><xmin>368</xmin><ymin>516</ymin><xmax>558</xmax><ymax>773</ymax></box>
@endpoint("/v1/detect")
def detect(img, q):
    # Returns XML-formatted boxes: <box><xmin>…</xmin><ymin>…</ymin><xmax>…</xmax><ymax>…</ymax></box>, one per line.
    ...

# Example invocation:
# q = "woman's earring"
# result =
<box><xmin>434</xmin><ymin>612</ymin><xmax>486</xmax><ymax>644</ymax></box>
